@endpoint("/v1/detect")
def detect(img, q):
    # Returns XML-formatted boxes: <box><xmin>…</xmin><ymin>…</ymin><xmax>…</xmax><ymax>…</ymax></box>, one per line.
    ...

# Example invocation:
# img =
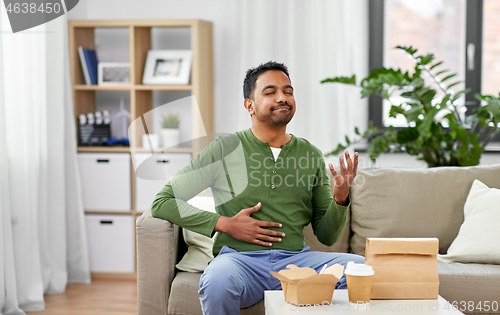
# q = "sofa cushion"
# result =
<box><xmin>438</xmin><ymin>179</ymin><xmax>500</xmax><ymax>264</ymax></box>
<box><xmin>168</xmin><ymin>272</ymin><xmax>204</xmax><ymax>315</ymax></box>
<box><xmin>349</xmin><ymin>164</ymin><xmax>500</xmax><ymax>256</ymax></box>
<box><xmin>438</xmin><ymin>261</ymin><xmax>500</xmax><ymax>311</ymax></box>
<box><xmin>176</xmin><ymin>196</ymin><xmax>216</xmax><ymax>272</ymax></box>
<box><xmin>303</xmin><ymin>212</ymin><xmax>351</xmax><ymax>253</ymax></box>
<box><xmin>168</xmin><ymin>272</ymin><xmax>264</xmax><ymax>315</ymax></box>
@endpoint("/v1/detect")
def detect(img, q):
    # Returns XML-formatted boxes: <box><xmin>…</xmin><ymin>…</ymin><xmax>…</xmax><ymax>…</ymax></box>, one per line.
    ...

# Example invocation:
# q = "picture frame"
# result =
<box><xmin>98</xmin><ymin>62</ymin><xmax>130</xmax><ymax>85</ymax></box>
<box><xmin>142</xmin><ymin>50</ymin><xmax>192</xmax><ymax>85</ymax></box>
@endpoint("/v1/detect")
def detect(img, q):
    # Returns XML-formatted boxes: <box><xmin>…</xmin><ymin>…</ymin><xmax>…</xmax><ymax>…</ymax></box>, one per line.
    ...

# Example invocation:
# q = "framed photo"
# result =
<box><xmin>142</xmin><ymin>50</ymin><xmax>192</xmax><ymax>85</ymax></box>
<box><xmin>98</xmin><ymin>62</ymin><xmax>130</xmax><ymax>85</ymax></box>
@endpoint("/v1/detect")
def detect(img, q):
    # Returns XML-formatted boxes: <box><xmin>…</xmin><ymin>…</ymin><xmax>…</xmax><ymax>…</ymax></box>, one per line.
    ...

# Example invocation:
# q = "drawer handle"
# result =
<box><xmin>157</xmin><ymin>160</ymin><xmax>169</xmax><ymax>163</ymax></box>
<box><xmin>100</xmin><ymin>220</ymin><xmax>113</xmax><ymax>224</ymax></box>
<box><xmin>97</xmin><ymin>159</ymin><xmax>109</xmax><ymax>163</ymax></box>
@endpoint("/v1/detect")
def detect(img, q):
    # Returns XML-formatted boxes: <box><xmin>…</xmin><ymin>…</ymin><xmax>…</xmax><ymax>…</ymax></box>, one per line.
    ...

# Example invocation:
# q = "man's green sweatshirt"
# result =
<box><xmin>151</xmin><ymin>128</ymin><xmax>349</xmax><ymax>256</ymax></box>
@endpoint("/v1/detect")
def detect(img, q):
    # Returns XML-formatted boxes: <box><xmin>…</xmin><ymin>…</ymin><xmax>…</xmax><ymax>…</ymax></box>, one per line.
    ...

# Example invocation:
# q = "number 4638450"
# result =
<box><xmin>5</xmin><ymin>2</ymin><xmax>62</xmax><ymax>14</ymax></box>
<box><xmin>445</xmin><ymin>301</ymin><xmax>498</xmax><ymax>312</ymax></box>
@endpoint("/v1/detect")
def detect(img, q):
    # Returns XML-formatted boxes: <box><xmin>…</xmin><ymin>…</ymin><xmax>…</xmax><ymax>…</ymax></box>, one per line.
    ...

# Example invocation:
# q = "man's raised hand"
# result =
<box><xmin>214</xmin><ymin>202</ymin><xmax>285</xmax><ymax>247</ymax></box>
<box><xmin>328</xmin><ymin>151</ymin><xmax>358</xmax><ymax>205</ymax></box>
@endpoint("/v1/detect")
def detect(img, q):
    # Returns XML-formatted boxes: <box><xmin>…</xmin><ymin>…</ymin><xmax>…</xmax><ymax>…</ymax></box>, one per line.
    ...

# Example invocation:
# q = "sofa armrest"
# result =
<box><xmin>136</xmin><ymin>209</ymin><xmax>180</xmax><ymax>315</ymax></box>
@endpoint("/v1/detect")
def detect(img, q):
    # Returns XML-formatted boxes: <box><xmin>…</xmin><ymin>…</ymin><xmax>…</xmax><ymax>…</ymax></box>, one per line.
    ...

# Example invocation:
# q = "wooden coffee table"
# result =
<box><xmin>264</xmin><ymin>289</ymin><xmax>465</xmax><ymax>314</ymax></box>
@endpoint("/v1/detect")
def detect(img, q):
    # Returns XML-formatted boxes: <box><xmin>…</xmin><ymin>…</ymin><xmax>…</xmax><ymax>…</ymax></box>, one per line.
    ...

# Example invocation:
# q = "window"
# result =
<box><xmin>369</xmin><ymin>0</ymin><xmax>492</xmax><ymax>130</ymax></box>
<box><xmin>384</xmin><ymin>0</ymin><xmax>466</xmax><ymax>127</ymax></box>
<box><xmin>482</xmin><ymin>0</ymin><xmax>500</xmax><ymax>96</ymax></box>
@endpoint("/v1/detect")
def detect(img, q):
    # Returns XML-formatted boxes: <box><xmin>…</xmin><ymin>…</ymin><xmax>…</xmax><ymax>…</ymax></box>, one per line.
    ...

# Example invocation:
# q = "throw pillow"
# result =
<box><xmin>437</xmin><ymin>179</ymin><xmax>500</xmax><ymax>264</ymax></box>
<box><xmin>175</xmin><ymin>196</ymin><xmax>217</xmax><ymax>272</ymax></box>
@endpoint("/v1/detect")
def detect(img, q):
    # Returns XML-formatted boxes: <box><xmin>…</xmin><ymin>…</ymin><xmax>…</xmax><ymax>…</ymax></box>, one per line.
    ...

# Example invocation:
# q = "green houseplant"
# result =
<box><xmin>161</xmin><ymin>113</ymin><xmax>181</xmax><ymax>148</ymax></box>
<box><xmin>321</xmin><ymin>46</ymin><xmax>500</xmax><ymax>167</ymax></box>
<box><xmin>162</xmin><ymin>113</ymin><xmax>180</xmax><ymax>129</ymax></box>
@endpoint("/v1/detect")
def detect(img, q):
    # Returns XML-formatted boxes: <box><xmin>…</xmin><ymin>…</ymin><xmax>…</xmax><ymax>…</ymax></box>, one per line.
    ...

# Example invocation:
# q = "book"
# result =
<box><xmin>83</xmin><ymin>48</ymin><xmax>98</xmax><ymax>85</ymax></box>
<box><xmin>78</xmin><ymin>46</ymin><xmax>91</xmax><ymax>85</ymax></box>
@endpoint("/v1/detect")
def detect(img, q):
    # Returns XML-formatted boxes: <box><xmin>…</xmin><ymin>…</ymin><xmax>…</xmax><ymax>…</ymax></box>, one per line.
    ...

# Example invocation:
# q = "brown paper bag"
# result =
<box><xmin>364</xmin><ymin>238</ymin><xmax>439</xmax><ymax>299</ymax></box>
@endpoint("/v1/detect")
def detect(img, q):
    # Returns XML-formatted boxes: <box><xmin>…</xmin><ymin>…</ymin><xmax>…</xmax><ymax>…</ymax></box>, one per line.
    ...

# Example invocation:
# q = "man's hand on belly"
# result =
<box><xmin>214</xmin><ymin>202</ymin><xmax>286</xmax><ymax>247</ymax></box>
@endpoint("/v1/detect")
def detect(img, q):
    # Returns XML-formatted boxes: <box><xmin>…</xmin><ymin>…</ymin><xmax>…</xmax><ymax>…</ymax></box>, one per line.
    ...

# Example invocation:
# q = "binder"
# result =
<box><xmin>83</xmin><ymin>48</ymin><xmax>98</xmax><ymax>85</ymax></box>
<box><xmin>78</xmin><ymin>47</ymin><xmax>99</xmax><ymax>85</ymax></box>
<box><xmin>78</xmin><ymin>46</ymin><xmax>91</xmax><ymax>85</ymax></box>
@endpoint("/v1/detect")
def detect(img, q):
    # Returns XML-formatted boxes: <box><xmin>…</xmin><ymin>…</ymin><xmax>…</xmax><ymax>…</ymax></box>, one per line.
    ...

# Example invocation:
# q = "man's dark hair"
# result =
<box><xmin>243</xmin><ymin>61</ymin><xmax>290</xmax><ymax>100</ymax></box>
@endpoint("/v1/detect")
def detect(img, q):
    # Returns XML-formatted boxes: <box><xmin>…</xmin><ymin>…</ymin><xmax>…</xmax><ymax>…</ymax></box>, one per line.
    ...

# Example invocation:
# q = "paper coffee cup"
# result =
<box><xmin>345</xmin><ymin>261</ymin><xmax>374</xmax><ymax>304</ymax></box>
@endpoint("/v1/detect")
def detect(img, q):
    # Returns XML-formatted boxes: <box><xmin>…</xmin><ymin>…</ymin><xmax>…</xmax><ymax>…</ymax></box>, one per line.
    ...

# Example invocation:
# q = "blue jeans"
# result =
<box><xmin>198</xmin><ymin>245</ymin><xmax>364</xmax><ymax>315</ymax></box>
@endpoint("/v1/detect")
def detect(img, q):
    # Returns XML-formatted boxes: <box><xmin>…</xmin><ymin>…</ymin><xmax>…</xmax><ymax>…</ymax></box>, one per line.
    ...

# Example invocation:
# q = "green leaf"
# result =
<box><xmin>451</xmin><ymin>88</ymin><xmax>471</xmax><ymax>103</ymax></box>
<box><xmin>363</xmin><ymin>122</ymin><xmax>379</xmax><ymax>138</ymax></box>
<box><xmin>404</xmin><ymin>106</ymin><xmax>423</xmax><ymax>122</ymax></box>
<box><xmin>355</xmin><ymin>127</ymin><xmax>360</xmax><ymax>135</ymax></box>
<box><xmin>475</xmin><ymin>93</ymin><xmax>489</xmax><ymax>102</ymax></box>
<box><xmin>444</xmin><ymin>113</ymin><xmax>460</xmax><ymax>127</ymax></box>
<box><xmin>321</xmin><ymin>75</ymin><xmax>356</xmax><ymax>85</ymax></box>
<box><xmin>429</xmin><ymin>61</ymin><xmax>443</xmax><ymax>70</ymax></box>
<box><xmin>411</xmin><ymin>77</ymin><xmax>425</xmax><ymax>89</ymax></box>
<box><xmin>389</xmin><ymin>106</ymin><xmax>405</xmax><ymax>118</ymax></box>
<box><xmin>325</xmin><ymin>144</ymin><xmax>347</xmax><ymax>157</ymax></box>
<box><xmin>483</xmin><ymin>104</ymin><xmax>500</xmax><ymax>119</ymax></box>
<box><xmin>381</xmin><ymin>89</ymin><xmax>391</xmax><ymax>99</ymax></box>
<box><xmin>439</xmin><ymin>94</ymin><xmax>451</xmax><ymax>109</ymax></box>
<box><xmin>397</xmin><ymin>127</ymin><xmax>419</xmax><ymax>144</ymax></box>
<box><xmin>435</xmin><ymin>70</ymin><xmax>448</xmax><ymax>76</ymax></box>
<box><xmin>417</xmin><ymin>107</ymin><xmax>439</xmax><ymax>139</ymax></box>
<box><xmin>359</xmin><ymin>67</ymin><xmax>412</xmax><ymax>99</ymax></box>
<box><xmin>395</xmin><ymin>45</ymin><xmax>417</xmax><ymax>56</ymax></box>
<box><xmin>417</xmin><ymin>89</ymin><xmax>437</xmax><ymax>108</ymax></box>
<box><xmin>467</xmin><ymin>138</ymin><xmax>483</xmax><ymax>166</ymax></box>
<box><xmin>446</xmin><ymin>81</ymin><xmax>462</xmax><ymax>89</ymax></box>
<box><xmin>419</xmin><ymin>54</ymin><xmax>434</xmax><ymax>66</ymax></box>
<box><xmin>367</xmin><ymin>131</ymin><xmax>399</xmax><ymax>161</ymax></box>
<box><xmin>345</xmin><ymin>136</ymin><xmax>351</xmax><ymax>145</ymax></box>
<box><xmin>475</xmin><ymin>93</ymin><xmax>500</xmax><ymax>108</ymax></box>
<box><xmin>441</xmin><ymin>73</ymin><xmax>457</xmax><ymax>82</ymax></box>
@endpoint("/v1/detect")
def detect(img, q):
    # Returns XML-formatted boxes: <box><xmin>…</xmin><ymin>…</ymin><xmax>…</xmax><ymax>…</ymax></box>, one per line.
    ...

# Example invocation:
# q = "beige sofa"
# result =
<box><xmin>136</xmin><ymin>164</ymin><xmax>500</xmax><ymax>315</ymax></box>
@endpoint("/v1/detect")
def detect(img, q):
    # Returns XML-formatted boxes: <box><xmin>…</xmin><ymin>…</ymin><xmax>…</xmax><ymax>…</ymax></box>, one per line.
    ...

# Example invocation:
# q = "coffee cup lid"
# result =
<box><xmin>344</xmin><ymin>261</ymin><xmax>374</xmax><ymax>276</ymax></box>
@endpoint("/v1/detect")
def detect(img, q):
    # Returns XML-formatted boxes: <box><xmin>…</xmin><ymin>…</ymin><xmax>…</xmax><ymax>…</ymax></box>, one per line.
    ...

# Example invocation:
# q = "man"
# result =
<box><xmin>151</xmin><ymin>61</ymin><xmax>364</xmax><ymax>314</ymax></box>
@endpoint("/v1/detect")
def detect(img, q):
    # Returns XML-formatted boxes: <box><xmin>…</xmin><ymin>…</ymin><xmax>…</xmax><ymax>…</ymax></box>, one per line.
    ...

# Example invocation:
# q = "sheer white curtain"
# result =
<box><xmin>0</xmin><ymin>8</ymin><xmax>90</xmax><ymax>315</ymax></box>
<box><xmin>235</xmin><ymin>0</ymin><xmax>369</xmax><ymax>153</ymax></box>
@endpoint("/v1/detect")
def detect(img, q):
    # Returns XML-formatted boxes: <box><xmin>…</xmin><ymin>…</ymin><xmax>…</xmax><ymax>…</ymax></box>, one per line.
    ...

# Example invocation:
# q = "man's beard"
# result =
<box><xmin>266</xmin><ymin>104</ymin><xmax>294</xmax><ymax>126</ymax></box>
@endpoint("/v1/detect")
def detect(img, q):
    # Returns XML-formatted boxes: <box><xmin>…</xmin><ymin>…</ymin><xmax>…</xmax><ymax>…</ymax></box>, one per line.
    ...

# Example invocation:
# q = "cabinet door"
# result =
<box><xmin>85</xmin><ymin>214</ymin><xmax>134</xmax><ymax>272</ymax></box>
<box><xmin>78</xmin><ymin>153</ymin><xmax>131</xmax><ymax>211</ymax></box>
<box><xmin>134</xmin><ymin>153</ymin><xmax>191</xmax><ymax>211</ymax></box>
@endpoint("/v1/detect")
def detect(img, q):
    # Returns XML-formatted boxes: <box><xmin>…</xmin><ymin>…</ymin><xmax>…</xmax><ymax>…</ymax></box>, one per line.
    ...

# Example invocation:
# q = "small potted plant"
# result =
<box><xmin>161</xmin><ymin>113</ymin><xmax>180</xmax><ymax>148</ymax></box>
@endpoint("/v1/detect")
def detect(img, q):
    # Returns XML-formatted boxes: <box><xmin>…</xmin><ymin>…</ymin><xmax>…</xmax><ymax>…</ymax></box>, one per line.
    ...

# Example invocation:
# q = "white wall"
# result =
<box><xmin>69</xmin><ymin>0</ymin><xmax>500</xmax><ymax>166</ymax></box>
